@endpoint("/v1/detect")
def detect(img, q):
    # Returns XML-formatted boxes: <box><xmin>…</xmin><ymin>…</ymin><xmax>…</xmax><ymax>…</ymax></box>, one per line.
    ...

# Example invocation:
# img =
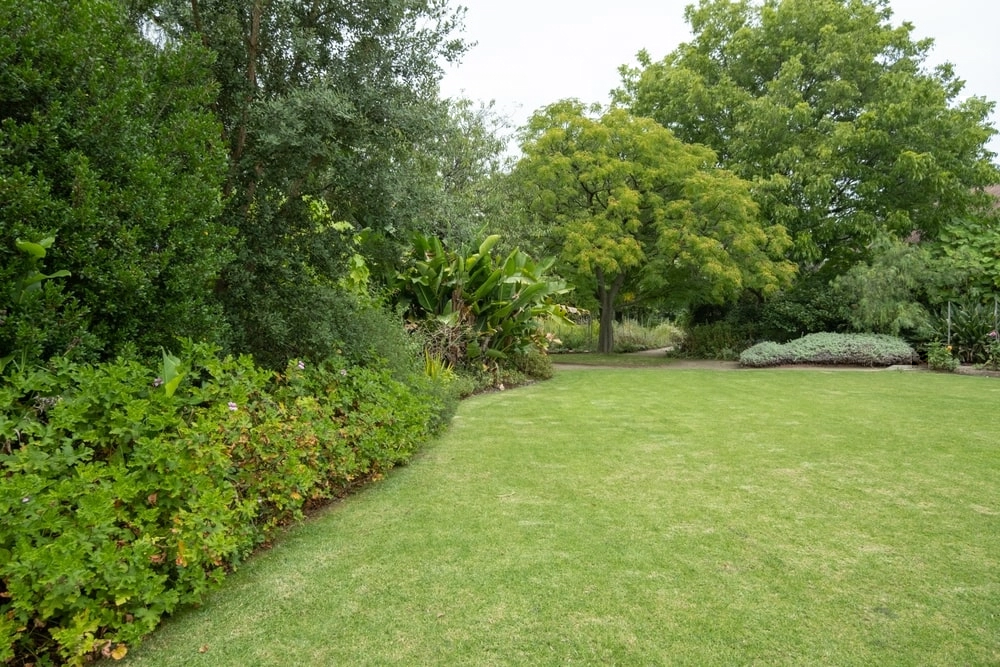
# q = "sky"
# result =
<box><xmin>438</xmin><ymin>0</ymin><xmax>1000</xmax><ymax>158</ymax></box>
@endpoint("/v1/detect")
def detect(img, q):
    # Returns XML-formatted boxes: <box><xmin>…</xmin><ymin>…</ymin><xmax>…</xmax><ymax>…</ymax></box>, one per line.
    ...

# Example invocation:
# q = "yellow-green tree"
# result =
<box><xmin>516</xmin><ymin>101</ymin><xmax>796</xmax><ymax>352</ymax></box>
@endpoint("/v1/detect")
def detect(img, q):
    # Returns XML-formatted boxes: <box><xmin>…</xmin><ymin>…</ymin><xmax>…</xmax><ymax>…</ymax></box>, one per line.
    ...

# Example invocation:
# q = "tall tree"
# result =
<box><xmin>516</xmin><ymin>101</ymin><xmax>795</xmax><ymax>353</ymax></box>
<box><xmin>618</xmin><ymin>0</ymin><xmax>999</xmax><ymax>274</ymax></box>
<box><xmin>0</xmin><ymin>0</ymin><xmax>230</xmax><ymax>362</ymax></box>
<box><xmin>133</xmin><ymin>0</ymin><xmax>469</xmax><ymax>367</ymax></box>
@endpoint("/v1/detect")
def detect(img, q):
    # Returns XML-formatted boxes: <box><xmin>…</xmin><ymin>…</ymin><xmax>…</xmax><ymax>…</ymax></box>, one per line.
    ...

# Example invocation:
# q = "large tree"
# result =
<box><xmin>131</xmin><ymin>0</ymin><xmax>469</xmax><ymax>367</ymax></box>
<box><xmin>618</xmin><ymin>0</ymin><xmax>999</xmax><ymax>274</ymax></box>
<box><xmin>516</xmin><ymin>101</ymin><xmax>795</xmax><ymax>352</ymax></box>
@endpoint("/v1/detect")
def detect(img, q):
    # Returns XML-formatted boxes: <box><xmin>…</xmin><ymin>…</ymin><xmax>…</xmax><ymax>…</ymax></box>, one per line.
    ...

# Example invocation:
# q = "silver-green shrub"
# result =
<box><xmin>740</xmin><ymin>333</ymin><xmax>916</xmax><ymax>367</ymax></box>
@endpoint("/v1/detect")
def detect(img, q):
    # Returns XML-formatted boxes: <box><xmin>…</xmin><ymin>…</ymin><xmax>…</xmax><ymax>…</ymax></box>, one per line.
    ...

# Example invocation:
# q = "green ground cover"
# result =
<box><xmin>122</xmin><ymin>369</ymin><xmax>1000</xmax><ymax>666</ymax></box>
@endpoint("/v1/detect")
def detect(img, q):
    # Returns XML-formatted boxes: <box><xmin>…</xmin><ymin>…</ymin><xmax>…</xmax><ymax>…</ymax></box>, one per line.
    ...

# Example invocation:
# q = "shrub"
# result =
<box><xmin>931</xmin><ymin>300</ymin><xmax>1000</xmax><ymax>364</ymax></box>
<box><xmin>612</xmin><ymin>319</ymin><xmax>684</xmax><ymax>353</ymax></box>
<box><xmin>737</xmin><ymin>341</ymin><xmax>790</xmax><ymax>368</ymax></box>
<box><xmin>739</xmin><ymin>333</ymin><xmax>917</xmax><ymax>368</ymax></box>
<box><xmin>680</xmin><ymin>321</ymin><xmax>756</xmax><ymax>359</ymax></box>
<box><xmin>395</xmin><ymin>233</ymin><xmax>570</xmax><ymax>366</ymax></box>
<box><xmin>0</xmin><ymin>341</ymin><xmax>446</xmax><ymax>665</ymax></box>
<box><xmin>512</xmin><ymin>349</ymin><xmax>554</xmax><ymax>380</ymax></box>
<box><xmin>925</xmin><ymin>341</ymin><xmax>959</xmax><ymax>372</ymax></box>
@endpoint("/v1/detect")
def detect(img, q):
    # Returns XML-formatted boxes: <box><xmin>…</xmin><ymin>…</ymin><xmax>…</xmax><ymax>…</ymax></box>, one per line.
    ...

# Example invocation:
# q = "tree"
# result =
<box><xmin>618</xmin><ymin>0</ymin><xmax>999</xmax><ymax>273</ymax></box>
<box><xmin>408</xmin><ymin>98</ymin><xmax>517</xmax><ymax>250</ymax></box>
<box><xmin>131</xmin><ymin>0</ymin><xmax>469</xmax><ymax>367</ymax></box>
<box><xmin>0</xmin><ymin>0</ymin><xmax>230</xmax><ymax>362</ymax></box>
<box><xmin>516</xmin><ymin>100</ymin><xmax>795</xmax><ymax>353</ymax></box>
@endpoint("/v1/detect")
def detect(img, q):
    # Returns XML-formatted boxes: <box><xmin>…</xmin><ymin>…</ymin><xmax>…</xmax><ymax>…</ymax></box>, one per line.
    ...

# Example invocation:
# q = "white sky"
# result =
<box><xmin>439</xmin><ymin>0</ymin><xmax>1000</xmax><ymax>159</ymax></box>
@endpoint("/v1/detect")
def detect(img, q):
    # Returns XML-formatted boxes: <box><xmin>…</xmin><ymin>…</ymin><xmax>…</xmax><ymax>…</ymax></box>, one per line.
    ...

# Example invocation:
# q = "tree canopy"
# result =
<box><xmin>618</xmin><ymin>0</ymin><xmax>999</xmax><ymax>273</ymax></box>
<box><xmin>126</xmin><ymin>0</ymin><xmax>470</xmax><ymax>367</ymax></box>
<box><xmin>516</xmin><ymin>100</ymin><xmax>795</xmax><ymax>352</ymax></box>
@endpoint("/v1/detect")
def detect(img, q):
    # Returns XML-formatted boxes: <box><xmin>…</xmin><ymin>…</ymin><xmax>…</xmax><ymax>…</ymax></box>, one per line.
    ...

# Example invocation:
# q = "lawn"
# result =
<box><xmin>122</xmin><ymin>368</ymin><xmax>1000</xmax><ymax>666</ymax></box>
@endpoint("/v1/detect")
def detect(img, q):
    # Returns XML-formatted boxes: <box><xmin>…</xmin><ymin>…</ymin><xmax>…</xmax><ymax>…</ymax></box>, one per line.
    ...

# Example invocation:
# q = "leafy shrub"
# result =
<box><xmin>512</xmin><ymin>349</ymin><xmax>554</xmax><ymax>380</ymax></box>
<box><xmin>0</xmin><ymin>341</ymin><xmax>446</xmax><ymax>665</ymax></box>
<box><xmin>737</xmin><ymin>341</ymin><xmax>790</xmax><ymax>367</ymax></box>
<box><xmin>925</xmin><ymin>341</ymin><xmax>959</xmax><ymax>372</ymax></box>
<box><xmin>931</xmin><ymin>299</ymin><xmax>1000</xmax><ymax>364</ymax></box>
<box><xmin>746</xmin><ymin>282</ymin><xmax>852</xmax><ymax>342</ymax></box>
<box><xmin>739</xmin><ymin>333</ymin><xmax>917</xmax><ymax>368</ymax></box>
<box><xmin>395</xmin><ymin>234</ymin><xmax>570</xmax><ymax>366</ymax></box>
<box><xmin>679</xmin><ymin>321</ymin><xmax>756</xmax><ymax>359</ymax></box>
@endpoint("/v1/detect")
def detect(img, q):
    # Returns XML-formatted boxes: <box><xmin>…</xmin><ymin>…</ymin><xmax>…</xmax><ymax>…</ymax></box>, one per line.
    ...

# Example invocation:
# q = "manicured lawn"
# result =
<box><xmin>123</xmin><ymin>369</ymin><xmax>1000</xmax><ymax>666</ymax></box>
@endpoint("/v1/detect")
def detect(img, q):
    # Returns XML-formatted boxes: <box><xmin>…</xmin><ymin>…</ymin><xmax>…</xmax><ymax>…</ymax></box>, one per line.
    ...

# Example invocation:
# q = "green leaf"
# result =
<box><xmin>15</xmin><ymin>237</ymin><xmax>53</xmax><ymax>259</ymax></box>
<box><xmin>161</xmin><ymin>349</ymin><xmax>185</xmax><ymax>398</ymax></box>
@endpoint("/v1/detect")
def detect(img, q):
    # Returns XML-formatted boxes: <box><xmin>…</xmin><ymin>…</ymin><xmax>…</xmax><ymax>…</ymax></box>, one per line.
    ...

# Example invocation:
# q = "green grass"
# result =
<box><xmin>550</xmin><ymin>351</ymin><xmax>680</xmax><ymax>367</ymax></box>
<box><xmin>122</xmin><ymin>369</ymin><xmax>1000</xmax><ymax>666</ymax></box>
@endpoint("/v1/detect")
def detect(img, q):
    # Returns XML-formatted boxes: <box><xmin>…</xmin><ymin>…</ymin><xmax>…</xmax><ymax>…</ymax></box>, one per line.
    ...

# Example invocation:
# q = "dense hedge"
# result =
<box><xmin>0</xmin><ymin>342</ymin><xmax>450</xmax><ymax>665</ymax></box>
<box><xmin>739</xmin><ymin>333</ymin><xmax>917</xmax><ymax>368</ymax></box>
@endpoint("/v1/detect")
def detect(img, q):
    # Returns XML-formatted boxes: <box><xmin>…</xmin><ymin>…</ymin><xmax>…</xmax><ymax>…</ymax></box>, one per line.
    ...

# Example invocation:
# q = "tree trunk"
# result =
<box><xmin>596</xmin><ymin>269</ymin><xmax>625</xmax><ymax>354</ymax></box>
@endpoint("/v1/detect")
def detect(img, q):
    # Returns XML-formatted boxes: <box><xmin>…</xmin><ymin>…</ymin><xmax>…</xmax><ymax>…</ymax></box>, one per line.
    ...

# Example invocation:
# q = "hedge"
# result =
<box><xmin>739</xmin><ymin>333</ymin><xmax>917</xmax><ymax>368</ymax></box>
<box><xmin>0</xmin><ymin>341</ymin><xmax>448</xmax><ymax>665</ymax></box>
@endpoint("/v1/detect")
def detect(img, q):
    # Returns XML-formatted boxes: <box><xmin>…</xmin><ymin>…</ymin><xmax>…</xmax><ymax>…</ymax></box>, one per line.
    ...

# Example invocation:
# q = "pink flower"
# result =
<box><xmin>297</xmin><ymin>360</ymin><xmax>306</xmax><ymax>370</ymax></box>
<box><xmin>227</xmin><ymin>402</ymin><xmax>238</xmax><ymax>411</ymax></box>
<box><xmin>990</xmin><ymin>330</ymin><xmax>998</xmax><ymax>339</ymax></box>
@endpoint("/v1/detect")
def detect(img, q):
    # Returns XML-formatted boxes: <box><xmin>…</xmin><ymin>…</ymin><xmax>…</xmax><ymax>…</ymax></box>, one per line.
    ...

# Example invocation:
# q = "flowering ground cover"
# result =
<box><xmin>122</xmin><ymin>368</ymin><xmax>1000</xmax><ymax>666</ymax></box>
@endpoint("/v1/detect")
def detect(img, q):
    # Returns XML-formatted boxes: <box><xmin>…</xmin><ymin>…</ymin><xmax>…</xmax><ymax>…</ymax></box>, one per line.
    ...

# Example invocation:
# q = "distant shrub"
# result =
<box><xmin>613</xmin><ymin>319</ymin><xmax>684</xmax><ymax>353</ymax></box>
<box><xmin>738</xmin><ymin>341</ymin><xmax>790</xmax><ymax>367</ymax></box>
<box><xmin>924</xmin><ymin>341</ymin><xmax>959</xmax><ymax>372</ymax></box>
<box><xmin>544</xmin><ymin>320</ymin><xmax>592</xmax><ymax>352</ymax></box>
<box><xmin>512</xmin><ymin>349</ymin><xmax>554</xmax><ymax>380</ymax></box>
<box><xmin>679</xmin><ymin>322</ymin><xmax>756</xmax><ymax>359</ymax></box>
<box><xmin>739</xmin><ymin>333</ymin><xmax>917</xmax><ymax>368</ymax></box>
<box><xmin>545</xmin><ymin>318</ymin><xmax>681</xmax><ymax>353</ymax></box>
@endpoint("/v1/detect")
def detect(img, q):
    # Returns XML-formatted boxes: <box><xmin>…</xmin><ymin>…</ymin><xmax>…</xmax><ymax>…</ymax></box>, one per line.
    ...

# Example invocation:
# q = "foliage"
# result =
<box><xmin>739</xmin><ymin>333</ymin><xmax>916</xmax><ymax>367</ymax></box>
<box><xmin>986</xmin><ymin>331</ymin><xmax>1000</xmax><ymax>371</ymax></box>
<box><xmin>396</xmin><ymin>233</ymin><xmax>571</xmax><ymax>369</ymax></box>
<box><xmin>511</xmin><ymin>349</ymin><xmax>554</xmax><ymax>381</ymax></box>
<box><xmin>742</xmin><ymin>281</ymin><xmax>851</xmax><ymax>342</ymax></box>
<box><xmin>680</xmin><ymin>321</ymin><xmax>758</xmax><ymax>360</ymax></box>
<box><xmin>516</xmin><ymin>100</ymin><xmax>795</xmax><ymax>353</ymax></box>
<box><xmin>417</xmin><ymin>98</ymin><xmax>520</xmax><ymax>250</ymax></box>
<box><xmin>831</xmin><ymin>236</ymin><xmax>935</xmax><ymax>336</ymax></box>
<box><xmin>619</xmin><ymin>0</ymin><xmax>1000</xmax><ymax>271</ymax></box>
<box><xmin>934</xmin><ymin>212</ymin><xmax>1000</xmax><ymax>301</ymax></box>
<box><xmin>925</xmin><ymin>341</ymin><xmax>959</xmax><ymax>372</ymax></box>
<box><xmin>0</xmin><ymin>235</ymin><xmax>97</xmax><ymax>374</ymax></box>
<box><xmin>932</xmin><ymin>299</ymin><xmax>1000</xmax><ymax>364</ymax></box>
<box><xmin>133</xmin><ymin>0</ymin><xmax>470</xmax><ymax>367</ymax></box>
<box><xmin>0</xmin><ymin>342</ymin><xmax>447</xmax><ymax>665</ymax></box>
<box><xmin>0</xmin><ymin>0</ymin><xmax>231</xmax><ymax>361</ymax></box>
<box><xmin>610</xmin><ymin>320</ymin><xmax>684</xmax><ymax>353</ymax></box>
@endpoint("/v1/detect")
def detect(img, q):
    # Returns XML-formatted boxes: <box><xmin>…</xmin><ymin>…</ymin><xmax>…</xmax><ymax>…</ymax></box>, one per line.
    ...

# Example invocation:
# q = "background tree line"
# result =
<box><xmin>4</xmin><ymin>0</ymin><xmax>998</xmax><ymax>368</ymax></box>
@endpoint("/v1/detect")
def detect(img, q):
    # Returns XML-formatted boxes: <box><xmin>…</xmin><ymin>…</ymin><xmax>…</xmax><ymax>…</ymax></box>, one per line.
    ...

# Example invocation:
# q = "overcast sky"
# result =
<box><xmin>439</xmin><ymin>0</ymin><xmax>1000</xmax><ymax>158</ymax></box>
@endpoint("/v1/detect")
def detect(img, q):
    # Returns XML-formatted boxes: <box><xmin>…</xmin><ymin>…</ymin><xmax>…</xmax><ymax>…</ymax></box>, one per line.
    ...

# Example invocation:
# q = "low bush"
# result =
<box><xmin>0</xmin><ymin>341</ymin><xmax>447</xmax><ymax>665</ymax></box>
<box><xmin>512</xmin><ymin>349</ymin><xmax>554</xmax><ymax>381</ymax></box>
<box><xmin>739</xmin><ymin>333</ymin><xmax>917</xmax><ymax>368</ymax></box>
<box><xmin>925</xmin><ymin>341</ymin><xmax>960</xmax><ymax>372</ymax></box>
<box><xmin>679</xmin><ymin>321</ymin><xmax>756</xmax><ymax>360</ymax></box>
